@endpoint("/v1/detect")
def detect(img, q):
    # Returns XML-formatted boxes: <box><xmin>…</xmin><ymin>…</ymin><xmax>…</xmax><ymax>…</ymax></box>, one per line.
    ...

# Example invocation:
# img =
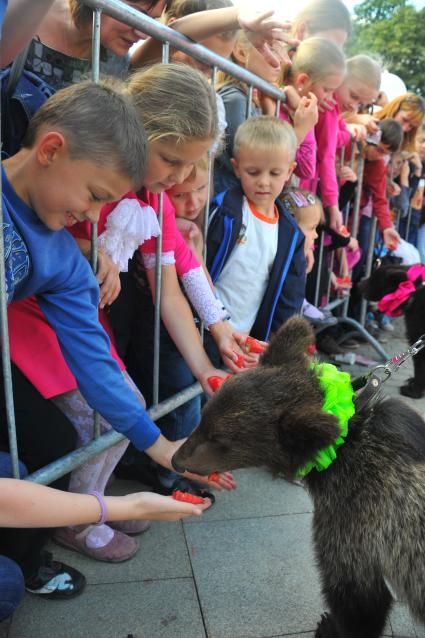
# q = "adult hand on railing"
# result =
<box><xmin>383</xmin><ymin>227</ymin><xmax>400</xmax><ymax>250</ymax></box>
<box><xmin>237</xmin><ymin>9</ymin><xmax>298</xmax><ymax>67</ymax></box>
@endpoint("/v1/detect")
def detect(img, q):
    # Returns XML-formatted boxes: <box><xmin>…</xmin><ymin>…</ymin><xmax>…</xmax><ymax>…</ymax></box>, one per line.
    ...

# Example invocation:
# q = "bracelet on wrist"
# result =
<box><xmin>90</xmin><ymin>491</ymin><xmax>108</xmax><ymax>526</ymax></box>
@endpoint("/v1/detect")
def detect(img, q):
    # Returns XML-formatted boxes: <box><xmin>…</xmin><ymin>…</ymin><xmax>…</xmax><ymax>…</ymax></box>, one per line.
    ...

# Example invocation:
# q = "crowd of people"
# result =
<box><xmin>0</xmin><ymin>0</ymin><xmax>424</xmax><ymax>625</ymax></box>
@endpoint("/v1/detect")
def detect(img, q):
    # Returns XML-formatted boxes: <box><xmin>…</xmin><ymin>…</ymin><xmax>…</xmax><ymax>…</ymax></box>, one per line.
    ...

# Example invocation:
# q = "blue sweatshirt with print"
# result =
<box><xmin>1</xmin><ymin>165</ymin><xmax>160</xmax><ymax>451</ymax></box>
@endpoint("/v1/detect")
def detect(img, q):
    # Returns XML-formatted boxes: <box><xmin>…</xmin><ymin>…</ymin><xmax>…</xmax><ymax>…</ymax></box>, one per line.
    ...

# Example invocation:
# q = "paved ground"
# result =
<box><xmin>2</xmin><ymin>318</ymin><xmax>425</xmax><ymax>638</ymax></box>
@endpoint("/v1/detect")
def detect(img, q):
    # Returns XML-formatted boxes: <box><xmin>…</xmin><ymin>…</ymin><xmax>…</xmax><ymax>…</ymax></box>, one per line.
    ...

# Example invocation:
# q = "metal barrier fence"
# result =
<box><xmin>2</xmin><ymin>0</ymin><xmax>390</xmax><ymax>486</ymax></box>
<box><xmin>2</xmin><ymin>0</ymin><xmax>287</xmax><ymax>483</ymax></box>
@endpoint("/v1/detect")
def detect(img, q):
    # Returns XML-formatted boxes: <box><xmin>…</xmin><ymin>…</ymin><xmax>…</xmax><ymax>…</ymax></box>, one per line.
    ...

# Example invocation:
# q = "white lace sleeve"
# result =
<box><xmin>142</xmin><ymin>251</ymin><xmax>176</xmax><ymax>270</ymax></box>
<box><xmin>98</xmin><ymin>199</ymin><xmax>160</xmax><ymax>272</ymax></box>
<box><xmin>181</xmin><ymin>265</ymin><xmax>229</xmax><ymax>327</ymax></box>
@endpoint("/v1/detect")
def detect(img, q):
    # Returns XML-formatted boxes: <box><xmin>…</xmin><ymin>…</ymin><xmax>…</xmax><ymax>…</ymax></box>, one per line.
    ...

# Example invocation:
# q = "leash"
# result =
<box><xmin>353</xmin><ymin>334</ymin><xmax>425</xmax><ymax>411</ymax></box>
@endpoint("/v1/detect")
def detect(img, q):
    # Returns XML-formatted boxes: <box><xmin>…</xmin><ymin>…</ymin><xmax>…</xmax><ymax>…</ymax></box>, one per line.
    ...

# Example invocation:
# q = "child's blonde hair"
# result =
<box><xmin>287</xmin><ymin>37</ymin><xmax>346</xmax><ymax>85</ymax></box>
<box><xmin>292</xmin><ymin>0</ymin><xmax>352</xmax><ymax>39</ymax></box>
<box><xmin>346</xmin><ymin>55</ymin><xmax>382</xmax><ymax>92</ymax></box>
<box><xmin>215</xmin><ymin>31</ymin><xmax>251</xmax><ymax>92</ymax></box>
<box><xmin>126</xmin><ymin>63</ymin><xmax>218</xmax><ymax>145</ymax></box>
<box><xmin>376</xmin><ymin>93</ymin><xmax>425</xmax><ymax>152</ymax></box>
<box><xmin>234</xmin><ymin>116</ymin><xmax>298</xmax><ymax>162</ymax></box>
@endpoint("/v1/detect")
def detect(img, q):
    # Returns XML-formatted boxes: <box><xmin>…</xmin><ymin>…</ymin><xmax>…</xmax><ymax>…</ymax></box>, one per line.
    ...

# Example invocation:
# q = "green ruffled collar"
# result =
<box><xmin>296</xmin><ymin>362</ymin><xmax>355</xmax><ymax>478</ymax></box>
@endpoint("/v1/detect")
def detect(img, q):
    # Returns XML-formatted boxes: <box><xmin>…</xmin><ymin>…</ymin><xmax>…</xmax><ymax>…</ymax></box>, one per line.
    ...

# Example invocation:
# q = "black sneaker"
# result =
<box><xmin>25</xmin><ymin>551</ymin><xmax>86</xmax><ymax>599</ymax></box>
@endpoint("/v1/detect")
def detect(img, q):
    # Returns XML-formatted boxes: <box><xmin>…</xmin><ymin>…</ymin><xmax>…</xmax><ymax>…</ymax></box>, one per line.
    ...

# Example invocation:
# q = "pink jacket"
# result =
<box><xmin>7</xmin><ymin>190</ymin><xmax>199</xmax><ymax>399</ymax></box>
<box><xmin>279</xmin><ymin>106</ymin><xmax>317</xmax><ymax>181</ymax></box>
<box><xmin>301</xmin><ymin>97</ymin><xmax>351</xmax><ymax>206</ymax></box>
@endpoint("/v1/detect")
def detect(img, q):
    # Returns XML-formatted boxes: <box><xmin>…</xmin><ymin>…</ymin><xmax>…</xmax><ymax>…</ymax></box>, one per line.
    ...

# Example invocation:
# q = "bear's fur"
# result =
<box><xmin>358</xmin><ymin>263</ymin><xmax>425</xmax><ymax>398</ymax></box>
<box><xmin>172</xmin><ymin>317</ymin><xmax>425</xmax><ymax>638</ymax></box>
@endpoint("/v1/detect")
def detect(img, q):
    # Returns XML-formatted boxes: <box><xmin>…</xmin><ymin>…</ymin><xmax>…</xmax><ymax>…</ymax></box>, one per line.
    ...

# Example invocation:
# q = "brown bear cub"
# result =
<box><xmin>173</xmin><ymin>317</ymin><xmax>425</xmax><ymax>638</ymax></box>
<box><xmin>358</xmin><ymin>263</ymin><xmax>425</xmax><ymax>398</ymax></box>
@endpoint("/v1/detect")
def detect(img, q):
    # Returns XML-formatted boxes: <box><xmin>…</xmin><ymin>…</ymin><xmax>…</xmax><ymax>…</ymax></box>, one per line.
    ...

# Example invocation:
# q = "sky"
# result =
<box><xmin>232</xmin><ymin>0</ymin><xmax>424</xmax><ymax>20</ymax></box>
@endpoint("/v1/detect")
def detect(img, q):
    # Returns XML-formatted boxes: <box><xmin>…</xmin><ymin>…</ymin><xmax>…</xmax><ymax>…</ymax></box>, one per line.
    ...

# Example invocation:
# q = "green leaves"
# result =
<box><xmin>347</xmin><ymin>0</ymin><xmax>425</xmax><ymax>95</ymax></box>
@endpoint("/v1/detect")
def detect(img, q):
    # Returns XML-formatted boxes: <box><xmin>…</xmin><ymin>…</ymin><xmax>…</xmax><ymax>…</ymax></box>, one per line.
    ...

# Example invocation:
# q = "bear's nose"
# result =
<box><xmin>171</xmin><ymin>453</ymin><xmax>186</xmax><ymax>474</ymax></box>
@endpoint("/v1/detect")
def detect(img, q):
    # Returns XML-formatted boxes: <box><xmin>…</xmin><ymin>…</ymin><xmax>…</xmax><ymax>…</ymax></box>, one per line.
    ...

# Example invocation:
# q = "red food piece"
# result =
<box><xmin>388</xmin><ymin>243</ymin><xmax>398</xmax><ymax>251</ymax></box>
<box><xmin>208</xmin><ymin>472</ymin><xmax>220</xmax><ymax>482</ymax></box>
<box><xmin>208</xmin><ymin>375</ymin><xmax>233</xmax><ymax>392</ymax></box>
<box><xmin>172</xmin><ymin>490</ymin><xmax>205</xmax><ymax>505</ymax></box>
<box><xmin>339</xmin><ymin>225</ymin><xmax>350</xmax><ymax>237</ymax></box>
<box><xmin>234</xmin><ymin>354</ymin><xmax>245</xmax><ymax>368</ymax></box>
<box><xmin>245</xmin><ymin>336</ymin><xmax>266</xmax><ymax>354</ymax></box>
<box><xmin>306</xmin><ymin>344</ymin><xmax>317</xmax><ymax>355</ymax></box>
<box><xmin>336</xmin><ymin>276</ymin><xmax>352</xmax><ymax>286</ymax></box>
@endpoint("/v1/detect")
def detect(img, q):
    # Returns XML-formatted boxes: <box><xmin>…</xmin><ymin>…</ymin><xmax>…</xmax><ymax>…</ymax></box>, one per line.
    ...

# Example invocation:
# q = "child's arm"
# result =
<box><xmin>0</xmin><ymin>480</ymin><xmax>209</xmax><ymax>528</ymax></box>
<box><xmin>131</xmin><ymin>8</ymin><xmax>295</xmax><ymax>68</ymax></box>
<box><xmin>145</xmin><ymin>265</ymin><xmax>234</xmax><ymax>392</ymax></box>
<box><xmin>363</xmin><ymin>159</ymin><xmax>401</xmax><ymax>248</ymax></box>
<box><xmin>315</xmin><ymin>109</ymin><xmax>343</xmax><ymax>231</ymax></box>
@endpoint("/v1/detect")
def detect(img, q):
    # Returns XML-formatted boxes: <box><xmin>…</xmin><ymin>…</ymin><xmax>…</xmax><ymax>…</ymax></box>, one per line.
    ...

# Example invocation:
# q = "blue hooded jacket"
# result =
<box><xmin>207</xmin><ymin>186</ymin><xmax>306</xmax><ymax>341</ymax></box>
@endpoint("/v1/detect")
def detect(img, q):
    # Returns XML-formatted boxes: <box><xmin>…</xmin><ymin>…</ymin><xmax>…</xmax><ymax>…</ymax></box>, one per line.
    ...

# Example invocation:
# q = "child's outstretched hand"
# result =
<box><xmin>237</xmin><ymin>9</ymin><xmax>298</xmax><ymax>67</ymax></box>
<box><xmin>208</xmin><ymin>321</ymin><xmax>250</xmax><ymax>374</ymax></box>
<box><xmin>199</xmin><ymin>367</ymin><xmax>233</xmax><ymax>397</ymax></box>
<box><xmin>121</xmin><ymin>491</ymin><xmax>210</xmax><ymax>521</ymax></box>
<box><xmin>383</xmin><ymin>227</ymin><xmax>400</xmax><ymax>251</ymax></box>
<box><xmin>232</xmin><ymin>333</ymin><xmax>268</xmax><ymax>368</ymax></box>
<box><xmin>96</xmin><ymin>250</ymin><xmax>121</xmax><ymax>309</ymax></box>
<box><xmin>339</xmin><ymin>166</ymin><xmax>357</xmax><ymax>183</ymax></box>
<box><xmin>347</xmin><ymin>123</ymin><xmax>367</xmax><ymax>142</ymax></box>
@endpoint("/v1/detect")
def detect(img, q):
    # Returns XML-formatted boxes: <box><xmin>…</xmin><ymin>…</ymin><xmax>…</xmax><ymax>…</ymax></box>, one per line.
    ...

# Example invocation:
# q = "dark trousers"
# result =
<box><xmin>0</xmin><ymin>362</ymin><xmax>76</xmax><ymax>578</ymax></box>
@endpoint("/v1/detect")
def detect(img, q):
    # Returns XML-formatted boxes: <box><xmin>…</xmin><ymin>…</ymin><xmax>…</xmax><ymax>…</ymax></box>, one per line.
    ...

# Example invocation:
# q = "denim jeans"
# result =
<box><xmin>0</xmin><ymin>556</ymin><xmax>25</xmax><ymax>622</ymax></box>
<box><xmin>127</xmin><ymin>293</ymin><xmax>201</xmax><ymax>485</ymax></box>
<box><xmin>0</xmin><ymin>452</ymin><xmax>27</xmax><ymax>622</ymax></box>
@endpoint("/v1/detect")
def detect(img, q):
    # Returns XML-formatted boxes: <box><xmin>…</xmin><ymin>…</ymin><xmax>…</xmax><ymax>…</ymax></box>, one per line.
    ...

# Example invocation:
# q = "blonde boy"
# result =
<box><xmin>207</xmin><ymin>116</ymin><xmax>306</xmax><ymax>349</ymax></box>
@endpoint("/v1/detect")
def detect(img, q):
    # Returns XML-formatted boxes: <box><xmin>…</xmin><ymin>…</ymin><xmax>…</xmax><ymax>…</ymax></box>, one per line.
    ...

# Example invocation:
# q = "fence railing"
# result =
<box><xmin>2</xmin><ymin>0</ymin><xmax>390</xmax><ymax>485</ymax></box>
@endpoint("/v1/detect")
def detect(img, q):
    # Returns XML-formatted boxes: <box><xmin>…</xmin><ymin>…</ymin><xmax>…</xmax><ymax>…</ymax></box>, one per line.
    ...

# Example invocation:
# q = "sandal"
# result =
<box><xmin>53</xmin><ymin>525</ymin><xmax>139</xmax><ymax>563</ymax></box>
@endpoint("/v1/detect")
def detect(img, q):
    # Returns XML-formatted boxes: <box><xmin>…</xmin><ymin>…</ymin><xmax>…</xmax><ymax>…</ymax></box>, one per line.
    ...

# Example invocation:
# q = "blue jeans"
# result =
<box><xmin>0</xmin><ymin>453</ymin><xmax>27</xmax><ymax>622</ymax></box>
<box><xmin>0</xmin><ymin>556</ymin><xmax>25</xmax><ymax>622</ymax></box>
<box><xmin>128</xmin><ymin>294</ymin><xmax>201</xmax><ymax>485</ymax></box>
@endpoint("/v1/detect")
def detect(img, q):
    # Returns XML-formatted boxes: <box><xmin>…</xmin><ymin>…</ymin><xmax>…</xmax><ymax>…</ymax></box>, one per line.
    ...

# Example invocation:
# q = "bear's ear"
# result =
<box><xmin>260</xmin><ymin>317</ymin><xmax>315</xmax><ymax>368</ymax></box>
<box><xmin>277</xmin><ymin>407</ymin><xmax>340</xmax><ymax>476</ymax></box>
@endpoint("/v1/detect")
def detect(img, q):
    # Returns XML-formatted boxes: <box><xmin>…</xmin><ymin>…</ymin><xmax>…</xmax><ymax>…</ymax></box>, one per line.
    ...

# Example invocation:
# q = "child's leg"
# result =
<box><xmin>51</xmin><ymin>372</ymin><xmax>148</xmax><ymax>560</ymax></box>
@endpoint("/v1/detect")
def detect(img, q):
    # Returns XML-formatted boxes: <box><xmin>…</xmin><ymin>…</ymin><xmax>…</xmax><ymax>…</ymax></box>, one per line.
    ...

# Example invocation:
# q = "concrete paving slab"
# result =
<box><xmin>9</xmin><ymin>580</ymin><xmax>206</xmax><ymax>638</ymax></box>
<box><xmin>391</xmin><ymin>602</ymin><xmax>425</xmax><ymax>638</ymax></box>
<box><xmin>46</xmin><ymin>519</ymin><xmax>191</xmax><ymax>585</ymax></box>
<box><xmin>185</xmin><ymin>513</ymin><xmax>323</xmax><ymax>638</ymax></box>
<box><xmin>0</xmin><ymin>618</ymin><xmax>11</xmax><ymax>638</ymax></box>
<box><xmin>185</xmin><ymin>468</ymin><xmax>312</xmax><ymax>524</ymax></box>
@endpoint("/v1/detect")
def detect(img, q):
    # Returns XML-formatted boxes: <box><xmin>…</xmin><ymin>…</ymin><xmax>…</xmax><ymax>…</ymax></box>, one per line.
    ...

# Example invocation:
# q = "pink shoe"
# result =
<box><xmin>109</xmin><ymin>520</ymin><xmax>151</xmax><ymax>535</ymax></box>
<box><xmin>53</xmin><ymin>526</ymin><xmax>139</xmax><ymax>563</ymax></box>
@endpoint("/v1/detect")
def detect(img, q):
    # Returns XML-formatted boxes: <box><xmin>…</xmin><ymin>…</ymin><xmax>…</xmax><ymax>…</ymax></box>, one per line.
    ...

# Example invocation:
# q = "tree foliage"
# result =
<box><xmin>346</xmin><ymin>0</ymin><xmax>425</xmax><ymax>94</ymax></box>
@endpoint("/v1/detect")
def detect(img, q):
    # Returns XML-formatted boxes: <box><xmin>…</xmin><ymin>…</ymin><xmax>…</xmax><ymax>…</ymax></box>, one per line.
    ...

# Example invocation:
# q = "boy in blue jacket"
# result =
<box><xmin>207</xmin><ymin>116</ymin><xmax>306</xmax><ymax>358</ymax></box>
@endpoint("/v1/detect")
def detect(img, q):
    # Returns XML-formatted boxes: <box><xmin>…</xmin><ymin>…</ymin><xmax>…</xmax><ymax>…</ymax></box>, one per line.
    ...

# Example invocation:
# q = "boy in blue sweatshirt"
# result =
<box><xmin>207</xmin><ymin>116</ymin><xmax>306</xmax><ymax>365</ymax></box>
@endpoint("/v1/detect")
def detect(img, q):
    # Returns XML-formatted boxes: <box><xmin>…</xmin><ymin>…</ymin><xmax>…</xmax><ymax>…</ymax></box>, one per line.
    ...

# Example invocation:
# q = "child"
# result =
<box><xmin>167</xmin><ymin>155</ymin><xmax>210</xmax><ymax>263</ymax></box>
<box><xmin>279</xmin><ymin>188</ymin><xmax>336</xmax><ymax>327</ymax></box>
<box><xmin>355</xmin><ymin>118</ymin><xmax>403</xmax><ymax>282</ymax></box>
<box><xmin>282</xmin><ymin>37</ymin><xmax>346</xmax><ymax>184</ymax></box>
<box><xmin>292</xmin><ymin>0</ymin><xmax>352</xmax><ymax>46</ymax></box>
<box><xmin>376</xmin><ymin>93</ymin><xmax>425</xmax><ymax>152</ymax></box>
<box><xmin>206</xmin><ymin>116</ymin><xmax>306</xmax><ymax>362</ymax></box>
<box><xmin>2</xmin><ymin>80</ymin><xmax>235</xmax><ymax>562</ymax></box>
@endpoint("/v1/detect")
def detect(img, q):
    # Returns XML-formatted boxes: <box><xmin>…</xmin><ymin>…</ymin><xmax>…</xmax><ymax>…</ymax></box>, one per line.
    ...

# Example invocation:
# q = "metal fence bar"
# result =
<box><xmin>26</xmin><ymin>381</ymin><xmax>203</xmax><ymax>485</ymax></box>
<box><xmin>245</xmin><ymin>85</ymin><xmax>253</xmax><ymax>120</ymax></box>
<box><xmin>359</xmin><ymin>216</ymin><xmax>378</xmax><ymax>326</ymax></box>
<box><xmin>152</xmin><ymin>40</ymin><xmax>170</xmax><ymax>406</ymax></box>
<box><xmin>0</xmin><ymin>169</ymin><xmax>20</xmax><ymax>479</ymax></box>
<box><xmin>91</xmin><ymin>7</ymin><xmax>102</xmax><ymax>439</ymax></box>
<box><xmin>82</xmin><ymin>0</ymin><xmax>286</xmax><ymax>102</ymax></box>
